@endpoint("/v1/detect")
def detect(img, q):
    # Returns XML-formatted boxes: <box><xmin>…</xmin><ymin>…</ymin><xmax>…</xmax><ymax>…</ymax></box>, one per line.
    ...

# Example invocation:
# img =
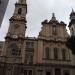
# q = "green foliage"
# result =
<box><xmin>66</xmin><ymin>36</ymin><xmax>75</xmax><ymax>54</ymax></box>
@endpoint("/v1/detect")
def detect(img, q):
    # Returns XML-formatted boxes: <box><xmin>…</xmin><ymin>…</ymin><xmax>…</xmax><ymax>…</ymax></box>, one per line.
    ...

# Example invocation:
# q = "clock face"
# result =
<box><xmin>12</xmin><ymin>35</ymin><xmax>18</xmax><ymax>39</ymax></box>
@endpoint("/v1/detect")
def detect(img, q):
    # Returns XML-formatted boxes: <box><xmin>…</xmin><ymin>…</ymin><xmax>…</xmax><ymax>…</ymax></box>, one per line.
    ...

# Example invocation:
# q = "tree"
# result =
<box><xmin>66</xmin><ymin>36</ymin><xmax>75</xmax><ymax>54</ymax></box>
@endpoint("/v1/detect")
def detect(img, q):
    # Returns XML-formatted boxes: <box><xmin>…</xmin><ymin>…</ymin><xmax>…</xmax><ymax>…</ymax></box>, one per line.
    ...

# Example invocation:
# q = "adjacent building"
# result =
<box><xmin>0</xmin><ymin>0</ymin><xmax>75</xmax><ymax>75</ymax></box>
<box><xmin>0</xmin><ymin>0</ymin><xmax>9</xmax><ymax>27</ymax></box>
<box><xmin>0</xmin><ymin>41</ymin><xmax>3</xmax><ymax>56</ymax></box>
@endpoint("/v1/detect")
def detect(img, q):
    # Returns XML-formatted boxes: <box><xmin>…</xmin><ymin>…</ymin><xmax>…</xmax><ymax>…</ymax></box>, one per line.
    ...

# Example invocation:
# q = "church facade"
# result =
<box><xmin>0</xmin><ymin>0</ymin><xmax>75</xmax><ymax>75</ymax></box>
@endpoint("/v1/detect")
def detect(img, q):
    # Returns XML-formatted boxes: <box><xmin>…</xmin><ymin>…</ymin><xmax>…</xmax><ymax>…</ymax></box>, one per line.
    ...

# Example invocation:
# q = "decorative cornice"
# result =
<box><xmin>5</xmin><ymin>36</ymin><xmax>25</xmax><ymax>41</ymax></box>
<box><xmin>43</xmin><ymin>58</ymin><xmax>71</xmax><ymax>62</ymax></box>
<box><xmin>0</xmin><ymin>63</ymin><xmax>74</xmax><ymax>68</ymax></box>
<box><xmin>15</xmin><ymin>2</ymin><xmax>27</xmax><ymax>6</ymax></box>
<box><xmin>41</xmin><ymin>20</ymin><xmax>66</xmax><ymax>27</ymax></box>
<box><xmin>38</xmin><ymin>38</ymin><xmax>67</xmax><ymax>44</ymax></box>
<box><xmin>9</xmin><ymin>16</ymin><xmax>27</xmax><ymax>23</ymax></box>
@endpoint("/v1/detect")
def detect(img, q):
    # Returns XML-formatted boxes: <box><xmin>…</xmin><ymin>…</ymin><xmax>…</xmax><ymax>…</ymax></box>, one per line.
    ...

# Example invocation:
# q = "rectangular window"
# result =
<box><xmin>63</xmin><ymin>70</ymin><xmax>70</xmax><ymax>75</ymax></box>
<box><xmin>64</xmin><ymin>72</ymin><xmax>69</xmax><ymax>75</ymax></box>
<box><xmin>25</xmin><ymin>54</ymin><xmax>33</xmax><ymax>64</ymax></box>
<box><xmin>0</xmin><ymin>51</ymin><xmax>2</xmax><ymax>55</ymax></box>
<box><xmin>28</xmin><ymin>70</ymin><xmax>32</xmax><ymax>75</ymax></box>
<box><xmin>54</xmin><ymin>48</ymin><xmax>58</xmax><ymax>59</ymax></box>
<box><xmin>26</xmin><ymin>42</ymin><xmax>34</xmax><ymax>48</ymax></box>
<box><xmin>38</xmin><ymin>70</ymin><xmax>43</xmax><ymax>75</ymax></box>
<box><xmin>24</xmin><ymin>70</ymin><xmax>27</xmax><ymax>75</ymax></box>
<box><xmin>26</xmin><ymin>42</ymin><xmax>34</xmax><ymax>52</ymax></box>
<box><xmin>55</xmin><ymin>68</ymin><xmax>61</xmax><ymax>75</ymax></box>
<box><xmin>29</xmin><ymin>55</ymin><xmax>33</xmax><ymax>64</ymax></box>
<box><xmin>62</xmin><ymin>49</ymin><xmax>66</xmax><ymax>60</ymax></box>
<box><xmin>0</xmin><ymin>46</ymin><xmax>2</xmax><ymax>48</ymax></box>
<box><xmin>45</xmin><ymin>47</ymin><xmax>49</xmax><ymax>59</ymax></box>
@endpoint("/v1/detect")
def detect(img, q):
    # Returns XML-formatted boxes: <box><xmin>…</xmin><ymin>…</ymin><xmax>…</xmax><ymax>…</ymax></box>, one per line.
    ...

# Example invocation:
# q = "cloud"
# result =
<box><xmin>26</xmin><ymin>0</ymin><xmax>73</xmax><ymax>37</ymax></box>
<box><xmin>0</xmin><ymin>0</ymin><xmax>75</xmax><ymax>40</ymax></box>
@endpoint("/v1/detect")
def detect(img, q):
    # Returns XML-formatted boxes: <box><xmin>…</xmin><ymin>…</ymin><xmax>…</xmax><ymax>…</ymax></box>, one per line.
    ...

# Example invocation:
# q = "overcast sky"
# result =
<box><xmin>0</xmin><ymin>0</ymin><xmax>75</xmax><ymax>41</ymax></box>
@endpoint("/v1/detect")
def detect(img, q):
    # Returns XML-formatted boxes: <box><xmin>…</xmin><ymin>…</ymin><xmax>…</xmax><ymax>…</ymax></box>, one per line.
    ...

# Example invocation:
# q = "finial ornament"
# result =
<box><xmin>51</xmin><ymin>13</ymin><xmax>56</xmax><ymax>21</ymax></box>
<box><xmin>72</xmin><ymin>8</ymin><xmax>74</xmax><ymax>13</ymax></box>
<box><xmin>52</xmin><ymin>13</ymin><xmax>55</xmax><ymax>18</ymax></box>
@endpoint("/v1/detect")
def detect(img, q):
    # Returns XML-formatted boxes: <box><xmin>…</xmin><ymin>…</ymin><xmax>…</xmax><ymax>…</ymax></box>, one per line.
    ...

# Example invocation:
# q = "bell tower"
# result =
<box><xmin>69</xmin><ymin>9</ymin><xmax>75</xmax><ymax>37</ymax></box>
<box><xmin>2</xmin><ymin>0</ymin><xmax>27</xmax><ymax>63</ymax></box>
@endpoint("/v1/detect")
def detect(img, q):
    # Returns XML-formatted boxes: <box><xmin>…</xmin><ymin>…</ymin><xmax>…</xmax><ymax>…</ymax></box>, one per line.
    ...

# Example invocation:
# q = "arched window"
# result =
<box><xmin>45</xmin><ymin>47</ymin><xmax>49</xmax><ymax>59</ymax></box>
<box><xmin>54</xmin><ymin>48</ymin><xmax>58</xmax><ymax>59</ymax></box>
<box><xmin>18</xmin><ymin>8</ymin><xmax>22</xmax><ymax>15</ymax></box>
<box><xmin>10</xmin><ymin>43</ymin><xmax>21</xmax><ymax>56</ymax></box>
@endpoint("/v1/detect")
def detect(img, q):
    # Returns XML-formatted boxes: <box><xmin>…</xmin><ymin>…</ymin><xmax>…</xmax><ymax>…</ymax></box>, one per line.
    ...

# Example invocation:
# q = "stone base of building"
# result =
<box><xmin>0</xmin><ymin>63</ymin><xmax>75</xmax><ymax>75</ymax></box>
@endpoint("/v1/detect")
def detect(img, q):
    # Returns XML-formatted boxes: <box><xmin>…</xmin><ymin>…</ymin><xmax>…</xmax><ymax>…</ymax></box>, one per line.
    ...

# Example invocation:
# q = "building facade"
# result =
<box><xmin>0</xmin><ymin>0</ymin><xmax>75</xmax><ymax>75</ymax></box>
<box><xmin>0</xmin><ymin>0</ymin><xmax>9</xmax><ymax>27</ymax></box>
